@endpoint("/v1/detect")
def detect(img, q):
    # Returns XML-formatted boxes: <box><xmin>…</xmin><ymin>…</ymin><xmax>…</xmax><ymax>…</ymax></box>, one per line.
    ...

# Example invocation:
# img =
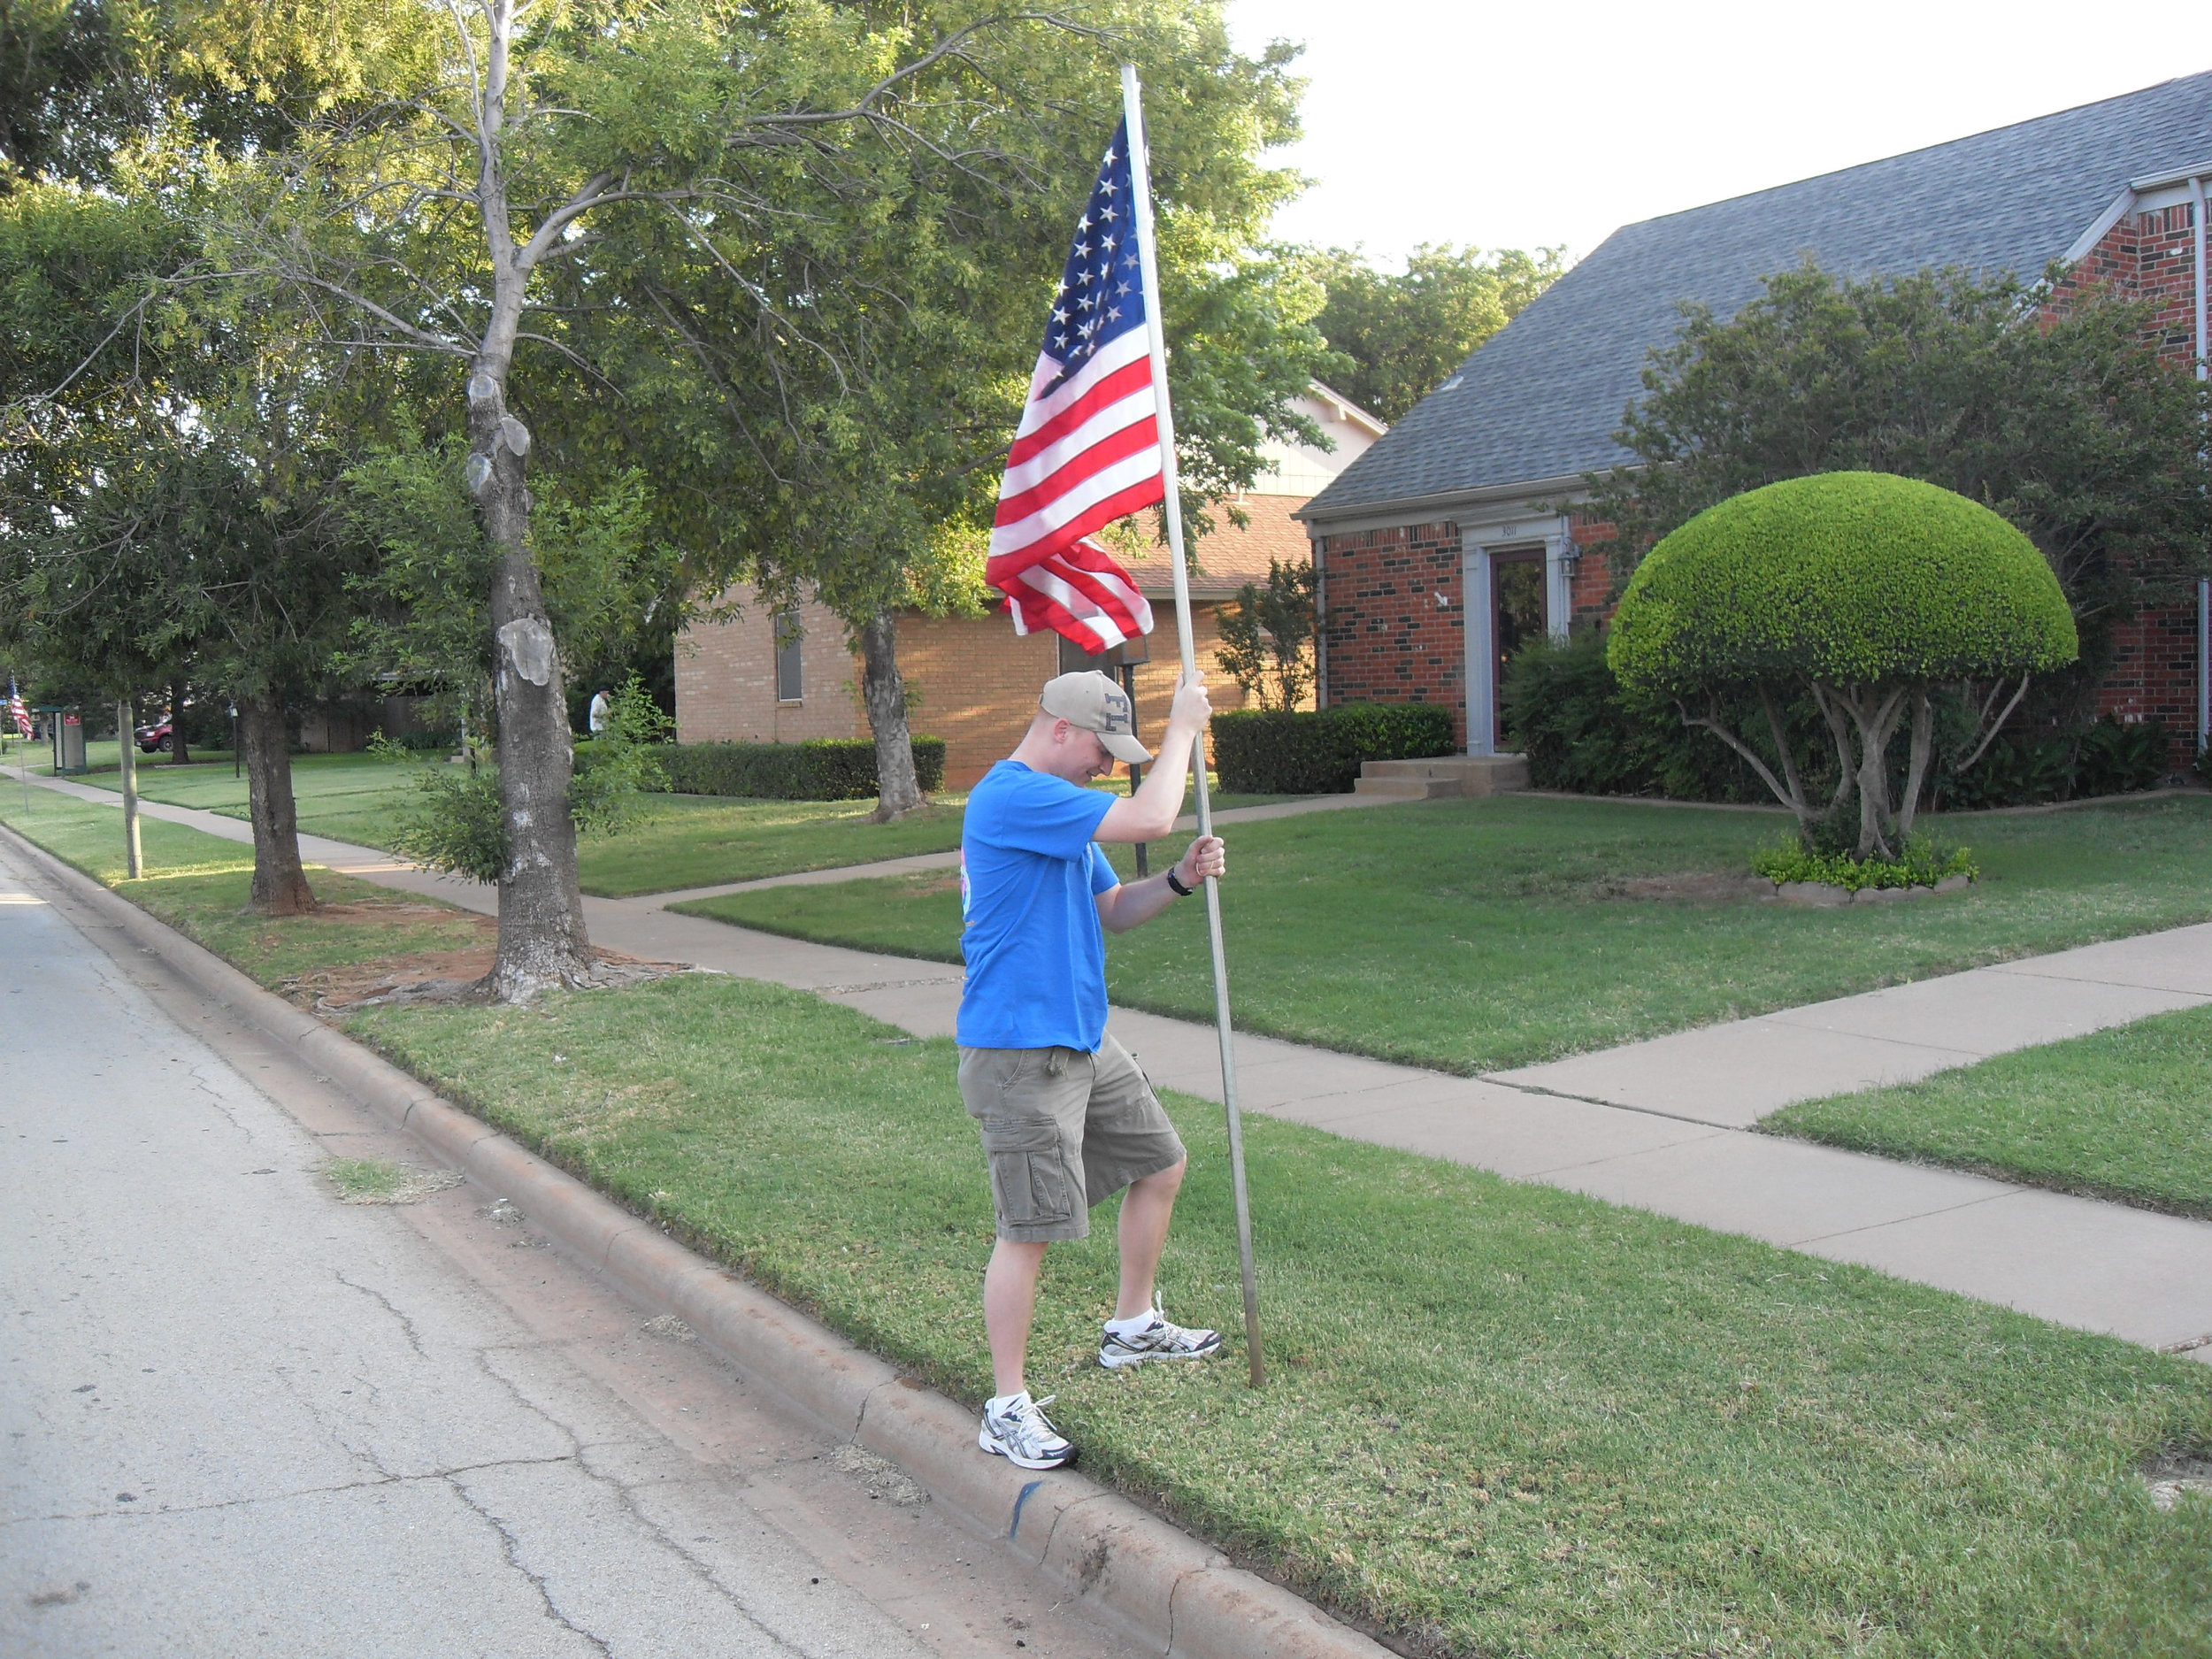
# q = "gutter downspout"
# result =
<box><xmin>1309</xmin><ymin>529</ymin><xmax>1329</xmax><ymax>710</ymax></box>
<box><xmin>2196</xmin><ymin>177</ymin><xmax>2209</xmax><ymax>761</ymax></box>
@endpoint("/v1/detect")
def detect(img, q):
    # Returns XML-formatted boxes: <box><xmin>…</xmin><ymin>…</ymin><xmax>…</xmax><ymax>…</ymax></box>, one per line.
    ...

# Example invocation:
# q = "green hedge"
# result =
<box><xmin>655</xmin><ymin>737</ymin><xmax>945</xmax><ymax>801</ymax></box>
<box><xmin>1212</xmin><ymin>703</ymin><xmax>1456</xmax><ymax>795</ymax></box>
<box><xmin>1609</xmin><ymin>471</ymin><xmax>2078</xmax><ymax>694</ymax></box>
<box><xmin>1504</xmin><ymin>629</ymin><xmax>1794</xmax><ymax>803</ymax></box>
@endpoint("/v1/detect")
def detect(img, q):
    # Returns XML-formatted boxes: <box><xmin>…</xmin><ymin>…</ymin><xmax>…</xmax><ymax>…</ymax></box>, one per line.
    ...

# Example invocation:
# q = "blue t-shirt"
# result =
<box><xmin>957</xmin><ymin>761</ymin><xmax>1119</xmax><ymax>1051</ymax></box>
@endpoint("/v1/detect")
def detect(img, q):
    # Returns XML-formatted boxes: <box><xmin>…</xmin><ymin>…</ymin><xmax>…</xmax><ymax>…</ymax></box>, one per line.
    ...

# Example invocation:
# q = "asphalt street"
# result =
<box><xmin>0</xmin><ymin>836</ymin><xmax>1137</xmax><ymax>1659</ymax></box>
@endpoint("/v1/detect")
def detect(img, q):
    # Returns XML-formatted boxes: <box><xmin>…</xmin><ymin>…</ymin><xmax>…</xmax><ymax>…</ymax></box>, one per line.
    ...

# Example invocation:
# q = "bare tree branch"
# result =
<box><xmin>1679</xmin><ymin>696</ymin><xmax>1808</xmax><ymax>821</ymax></box>
<box><xmin>1954</xmin><ymin>673</ymin><xmax>2032</xmax><ymax>772</ymax></box>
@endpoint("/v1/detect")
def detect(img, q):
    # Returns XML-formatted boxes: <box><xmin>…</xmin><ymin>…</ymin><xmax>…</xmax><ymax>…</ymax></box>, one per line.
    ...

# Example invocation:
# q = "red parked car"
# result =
<box><xmin>134</xmin><ymin>720</ymin><xmax>173</xmax><ymax>753</ymax></box>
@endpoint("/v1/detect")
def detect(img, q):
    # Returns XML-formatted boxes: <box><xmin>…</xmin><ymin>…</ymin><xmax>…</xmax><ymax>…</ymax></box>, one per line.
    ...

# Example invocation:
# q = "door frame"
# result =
<box><xmin>1461</xmin><ymin>520</ymin><xmax>1573</xmax><ymax>756</ymax></box>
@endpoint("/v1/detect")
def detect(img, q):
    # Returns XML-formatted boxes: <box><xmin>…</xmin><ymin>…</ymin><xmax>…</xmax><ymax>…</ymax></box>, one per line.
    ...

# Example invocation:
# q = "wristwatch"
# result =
<box><xmin>1164</xmin><ymin>867</ymin><xmax>1194</xmax><ymax>897</ymax></box>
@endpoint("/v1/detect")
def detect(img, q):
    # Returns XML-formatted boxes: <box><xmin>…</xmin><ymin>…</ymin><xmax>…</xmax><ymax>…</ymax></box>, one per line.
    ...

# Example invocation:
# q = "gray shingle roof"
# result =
<box><xmin>1302</xmin><ymin>73</ymin><xmax>2212</xmax><ymax>522</ymax></box>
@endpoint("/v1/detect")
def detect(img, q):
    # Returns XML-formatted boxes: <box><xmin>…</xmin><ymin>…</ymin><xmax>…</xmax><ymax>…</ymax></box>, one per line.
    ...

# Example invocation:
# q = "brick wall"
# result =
<box><xmin>894</xmin><ymin>613</ymin><xmax>1057</xmax><ymax>787</ymax></box>
<box><xmin>1566</xmin><ymin>516</ymin><xmax>1617</xmax><ymax>626</ymax></box>
<box><xmin>909</xmin><ymin>605</ymin><xmax>1268</xmax><ymax>786</ymax></box>
<box><xmin>2096</xmin><ymin>601</ymin><xmax>2203</xmax><ymax>747</ymax></box>
<box><xmin>1316</xmin><ymin>521</ymin><xmax>1469</xmax><ymax>747</ymax></box>
<box><xmin>675</xmin><ymin>586</ymin><xmax>862</xmax><ymax>746</ymax></box>
<box><xmin>2047</xmin><ymin>201</ymin><xmax>2205</xmax><ymax>765</ymax></box>
<box><xmin>2047</xmin><ymin>200</ymin><xmax>2200</xmax><ymax>366</ymax></box>
<box><xmin>680</xmin><ymin>590</ymin><xmax>1267</xmax><ymax>790</ymax></box>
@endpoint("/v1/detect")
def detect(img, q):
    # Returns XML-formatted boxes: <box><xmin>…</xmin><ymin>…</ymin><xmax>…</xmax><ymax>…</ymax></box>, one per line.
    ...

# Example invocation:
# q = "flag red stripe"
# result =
<box><xmin>1004</xmin><ymin>358</ymin><xmax>1155</xmax><ymax>471</ymax></box>
<box><xmin>1021</xmin><ymin>558</ymin><xmax>1146</xmax><ymax>638</ymax></box>
<box><xmin>987</xmin><ymin>478</ymin><xmax>1166</xmax><ymax>584</ymax></box>
<box><xmin>1010</xmin><ymin>329</ymin><xmax>1152</xmax><ymax>440</ymax></box>
<box><xmin>991</xmin><ymin>415</ymin><xmax>1159</xmax><ymax>532</ymax></box>
<box><xmin>988</xmin><ymin>446</ymin><xmax>1162</xmax><ymax>562</ymax></box>
<box><xmin>1010</xmin><ymin>586</ymin><xmax>1126</xmax><ymax>652</ymax></box>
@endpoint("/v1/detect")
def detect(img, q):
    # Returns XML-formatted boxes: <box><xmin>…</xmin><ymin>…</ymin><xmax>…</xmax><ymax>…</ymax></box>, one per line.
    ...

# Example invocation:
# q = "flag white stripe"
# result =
<box><xmin>997</xmin><ymin>387</ymin><xmax>1159</xmax><ymax>499</ymax></box>
<box><xmin>1018</xmin><ymin>557</ymin><xmax>1152</xmax><ymax>631</ymax></box>
<box><xmin>988</xmin><ymin>449</ymin><xmax>1163</xmax><ymax>557</ymax></box>
<box><xmin>1010</xmin><ymin>330</ymin><xmax>1154</xmax><ymax>439</ymax></box>
<box><xmin>1014</xmin><ymin>566</ymin><xmax>1137</xmax><ymax>648</ymax></box>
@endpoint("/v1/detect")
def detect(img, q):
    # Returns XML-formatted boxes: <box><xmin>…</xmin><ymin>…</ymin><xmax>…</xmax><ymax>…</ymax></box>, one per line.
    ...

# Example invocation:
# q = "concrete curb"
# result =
<box><xmin>1</xmin><ymin>821</ymin><xmax>1393</xmax><ymax>1659</ymax></box>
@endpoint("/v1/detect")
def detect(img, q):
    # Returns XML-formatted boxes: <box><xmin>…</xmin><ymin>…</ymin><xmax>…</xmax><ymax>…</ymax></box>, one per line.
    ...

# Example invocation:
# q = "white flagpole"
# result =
<box><xmin>1119</xmin><ymin>61</ymin><xmax>1263</xmax><ymax>1389</ymax></box>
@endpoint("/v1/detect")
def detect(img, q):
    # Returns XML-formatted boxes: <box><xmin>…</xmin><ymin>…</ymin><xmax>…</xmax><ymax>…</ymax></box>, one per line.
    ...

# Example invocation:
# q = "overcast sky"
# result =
<box><xmin>1223</xmin><ymin>1</ymin><xmax>2211</xmax><ymax>266</ymax></box>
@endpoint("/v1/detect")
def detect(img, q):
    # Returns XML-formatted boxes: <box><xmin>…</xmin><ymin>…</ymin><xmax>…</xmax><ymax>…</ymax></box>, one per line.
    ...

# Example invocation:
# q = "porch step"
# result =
<box><xmin>1353</xmin><ymin>754</ymin><xmax>1531</xmax><ymax>800</ymax></box>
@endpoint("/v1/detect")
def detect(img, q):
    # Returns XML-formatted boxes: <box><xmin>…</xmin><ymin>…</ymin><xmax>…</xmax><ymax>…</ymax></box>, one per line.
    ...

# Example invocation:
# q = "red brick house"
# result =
<box><xmin>678</xmin><ymin>382</ymin><xmax>1384</xmax><ymax>787</ymax></box>
<box><xmin>1297</xmin><ymin>73</ymin><xmax>2212</xmax><ymax>772</ymax></box>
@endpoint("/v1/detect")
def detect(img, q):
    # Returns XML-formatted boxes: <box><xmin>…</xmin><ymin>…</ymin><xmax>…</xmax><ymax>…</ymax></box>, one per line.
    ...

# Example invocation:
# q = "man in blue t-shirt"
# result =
<box><xmin>960</xmin><ymin>668</ymin><xmax>1227</xmax><ymax>1471</ymax></box>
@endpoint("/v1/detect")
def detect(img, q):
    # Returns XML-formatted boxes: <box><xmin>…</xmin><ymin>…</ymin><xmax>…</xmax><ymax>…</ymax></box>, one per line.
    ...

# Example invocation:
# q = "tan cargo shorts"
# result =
<box><xmin>956</xmin><ymin>1035</ymin><xmax>1187</xmax><ymax>1243</ymax></box>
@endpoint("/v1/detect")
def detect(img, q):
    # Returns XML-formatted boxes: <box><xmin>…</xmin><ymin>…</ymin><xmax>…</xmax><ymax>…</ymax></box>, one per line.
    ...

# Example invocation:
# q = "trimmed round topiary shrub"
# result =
<box><xmin>1609</xmin><ymin>472</ymin><xmax>2075</xmax><ymax>692</ymax></box>
<box><xmin>1609</xmin><ymin>472</ymin><xmax>2077</xmax><ymax>855</ymax></box>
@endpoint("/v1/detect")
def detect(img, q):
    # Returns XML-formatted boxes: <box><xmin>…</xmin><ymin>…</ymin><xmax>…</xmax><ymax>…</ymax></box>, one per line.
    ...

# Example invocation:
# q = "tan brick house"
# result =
<box><xmin>1297</xmin><ymin>73</ymin><xmax>2212</xmax><ymax>771</ymax></box>
<box><xmin>676</xmin><ymin>383</ymin><xmax>1385</xmax><ymax>787</ymax></box>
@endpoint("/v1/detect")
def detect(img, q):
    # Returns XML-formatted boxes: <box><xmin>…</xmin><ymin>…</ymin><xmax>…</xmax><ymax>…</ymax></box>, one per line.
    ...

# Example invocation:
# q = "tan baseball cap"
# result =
<box><xmin>1040</xmin><ymin>671</ymin><xmax>1151</xmax><ymax>764</ymax></box>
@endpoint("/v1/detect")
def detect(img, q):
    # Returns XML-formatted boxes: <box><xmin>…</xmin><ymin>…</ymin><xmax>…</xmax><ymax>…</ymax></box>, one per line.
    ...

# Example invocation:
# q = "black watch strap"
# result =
<box><xmin>1164</xmin><ymin>867</ymin><xmax>1194</xmax><ymax>897</ymax></box>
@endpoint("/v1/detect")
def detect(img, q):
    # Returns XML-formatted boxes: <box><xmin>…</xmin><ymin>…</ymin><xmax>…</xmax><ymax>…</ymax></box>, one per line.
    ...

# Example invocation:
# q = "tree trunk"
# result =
<box><xmin>169</xmin><ymin>675</ymin><xmax>190</xmax><ymax>765</ymax></box>
<box><xmin>1895</xmin><ymin>689</ymin><xmax>1936</xmax><ymax>843</ymax></box>
<box><xmin>857</xmin><ymin>609</ymin><xmax>925</xmax><ymax>821</ymax></box>
<box><xmin>1834</xmin><ymin>684</ymin><xmax>1911</xmax><ymax>858</ymax></box>
<box><xmin>238</xmin><ymin>694</ymin><xmax>315</xmax><ymax>916</ymax></box>
<box><xmin>1811</xmin><ymin>685</ymin><xmax>1856</xmax><ymax>812</ymax></box>
<box><xmin>469</xmin><ymin>364</ymin><xmax>595</xmax><ymax>1002</ymax></box>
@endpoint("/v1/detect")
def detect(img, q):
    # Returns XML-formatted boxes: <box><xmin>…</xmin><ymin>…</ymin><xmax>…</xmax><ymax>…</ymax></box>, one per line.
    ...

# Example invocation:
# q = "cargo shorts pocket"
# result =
<box><xmin>979</xmin><ymin>1115</ymin><xmax>1072</xmax><ymax>1226</ymax></box>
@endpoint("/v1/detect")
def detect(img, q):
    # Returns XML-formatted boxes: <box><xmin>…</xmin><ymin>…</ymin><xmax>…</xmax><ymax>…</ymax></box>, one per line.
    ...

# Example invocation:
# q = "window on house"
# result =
<box><xmin>774</xmin><ymin>611</ymin><xmax>803</xmax><ymax>702</ymax></box>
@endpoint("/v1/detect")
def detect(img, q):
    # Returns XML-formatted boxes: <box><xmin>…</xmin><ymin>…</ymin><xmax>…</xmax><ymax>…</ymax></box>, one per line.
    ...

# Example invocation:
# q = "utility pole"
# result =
<box><xmin>117</xmin><ymin>697</ymin><xmax>143</xmax><ymax>879</ymax></box>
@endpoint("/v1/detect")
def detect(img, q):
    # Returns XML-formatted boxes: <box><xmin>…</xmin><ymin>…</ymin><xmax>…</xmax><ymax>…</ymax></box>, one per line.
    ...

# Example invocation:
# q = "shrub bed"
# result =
<box><xmin>655</xmin><ymin>736</ymin><xmax>945</xmax><ymax>801</ymax></box>
<box><xmin>1502</xmin><ymin>629</ymin><xmax>1790</xmax><ymax>803</ymax></box>
<box><xmin>1212</xmin><ymin>703</ymin><xmax>1455</xmax><ymax>794</ymax></box>
<box><xmin>1751</xmin><ymin>834</ymin><xmax>1978</xmax><ymax>892</ymax></box>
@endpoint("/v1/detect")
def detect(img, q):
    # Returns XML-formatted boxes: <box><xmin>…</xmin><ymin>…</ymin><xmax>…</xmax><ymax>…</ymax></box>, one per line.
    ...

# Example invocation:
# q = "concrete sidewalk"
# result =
<box><xmin>15</xmin><ymin>766</ymin><xmax>2212</xmax><ymax>1360</ymax></box>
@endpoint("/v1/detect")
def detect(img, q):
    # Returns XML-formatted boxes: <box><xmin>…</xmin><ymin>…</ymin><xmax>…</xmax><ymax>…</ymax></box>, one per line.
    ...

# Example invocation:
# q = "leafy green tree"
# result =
<box><xmin>0</xmin><ymin>4</ymin><xmax>438</xmax><ymax>906</ymax></box>
<box><xmin>1311</xmin><ymin>242</ymin><xmax>1563</xmax><ymax>422</ymax></box>
<box><xmin>0</xmin><ymin>0</ymin><xmax>435</xmax><ymax>187</ymax></box>
<box><xmin>570</xmin><ymin>4</ymin><xmax>1325</xmax><ymax>820</ymax></box>
<box><xmin>211</xmin><ymin>0</ymin><xmax>1068</xmax><ymax>994</ymax></box>
<box><xmin>1214</xmin><ymin>557</ymin><xmax>1316</xmax><ymax>710</ymax></box>
<box><xmin>1589</xmin><ymin>263</ymin><xmax>2212</xmax><ymax>640</ymax></box>
<box><xmin>1609</xmin><ymin>472</ymin><xmax>2079</xmax><ymax>856</ymax></box>
<box><xmin>0</xmin><ymin>267</ymin><xmax>389</xmax><ymax>913</ymax></box>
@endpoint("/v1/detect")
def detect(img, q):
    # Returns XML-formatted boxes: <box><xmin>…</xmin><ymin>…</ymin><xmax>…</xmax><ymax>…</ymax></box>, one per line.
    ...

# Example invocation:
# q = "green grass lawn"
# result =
<box><xmin>678</xmin><ymin>793</ymin><xmax>2212</xmax><ymax>1075</ymax></box>
<box><xmin>574</xmin><ymin>783</ymin><xmax>1302</xmax><ymax>897</ymax></box>
<box><xmin>65</xmin><ymin>753</ymin><xmax>1299</xmax><ymax>895</ymax></box>
<box><xmin>54</xmin><ymin>750</ymin><xmax>409</xmax><ymax>847</ymax></box>
<box><xmin>57</xmin><ymin>753</ymin><xmax>969</xmax><ymax>889</ymax></box>
<box><xmin>12</xmin><ymin>782</ymin><xmax>2212</xmax><ymax>1654</ymax></box>
<box><xmin>1768</xmin><ymin>1002</ymin><xmax>2212</xmax><ymax>1220</ymax></box>
<box><xmin>358</xmin><ymin>978</ymin><xmax>2212</xmax><ymax>1657</ymax></box>
<box><xmin>0</xmin><ymin>788</ymin><xmax>487</xmax><ymax>979</ymax></box>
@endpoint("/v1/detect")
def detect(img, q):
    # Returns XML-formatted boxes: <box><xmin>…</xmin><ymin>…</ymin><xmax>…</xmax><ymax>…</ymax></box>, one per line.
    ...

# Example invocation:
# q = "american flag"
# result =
<box><xmin>986</xmin><ymin>119</ymin><xmax>1159</xmax><ymax>653</ymax></box>
<box><xmin>6</xmin><ymin>679</ymin><xmax>28</xmax><ymax>740</ymax></box>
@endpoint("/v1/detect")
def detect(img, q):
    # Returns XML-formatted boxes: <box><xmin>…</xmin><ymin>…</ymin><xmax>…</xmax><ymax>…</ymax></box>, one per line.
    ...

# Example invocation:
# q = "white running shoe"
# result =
<box><xmin>1098</xmin><ymin>1309</ymin><xmax>1224</xmax><ymax>1370</ymax></box>
<box><xmin>978</xmin><ymin>1393</ymin><xmax>1076</xmax><ymax>1470</ymax></box>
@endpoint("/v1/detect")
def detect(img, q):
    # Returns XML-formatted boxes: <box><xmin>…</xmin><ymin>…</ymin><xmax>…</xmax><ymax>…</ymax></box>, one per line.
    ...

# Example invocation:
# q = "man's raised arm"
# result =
<box><xmin>1095</xmin><ymin>675</ymin><xmax>1213</xmax><ymax>844</ymax></box>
